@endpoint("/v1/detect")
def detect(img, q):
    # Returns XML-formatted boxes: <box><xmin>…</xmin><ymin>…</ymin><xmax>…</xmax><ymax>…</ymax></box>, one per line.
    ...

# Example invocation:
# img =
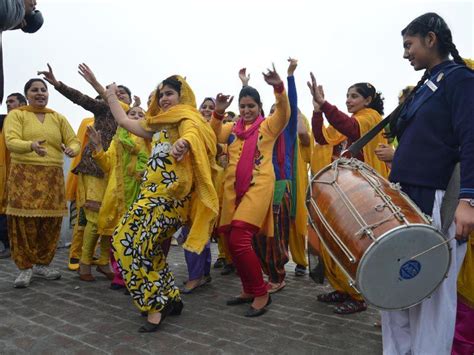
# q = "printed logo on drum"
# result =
<box><xmin>399</xmin><ymin>260</ymin><xmax>421</xmax><ymax>280</ymax></box>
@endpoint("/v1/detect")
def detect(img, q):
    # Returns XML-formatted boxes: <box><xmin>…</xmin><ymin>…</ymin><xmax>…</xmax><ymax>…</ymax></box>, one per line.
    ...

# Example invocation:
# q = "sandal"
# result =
<box><xmin>96</xmin><ymin>266</ymin><xmax>115</xmax><ymax>281</ymax></box>
<box><xmin>333</xmin><ymin>299</ymin><xmax>367</xmax><ymax>315</ymax></box>
<box><xmin>317</xmin><ymin>291</ymin><xmax>350</xmax><ymax>303</ymax></box>
<box><xmin>266</xmin><ymin>280</ymin><xmax>286</xmax><ymax>294</ymax></box>
<box><xmin>180</xmin><ymin>277</ymin><xmax>210</xmax><ymax>294</ymax></box>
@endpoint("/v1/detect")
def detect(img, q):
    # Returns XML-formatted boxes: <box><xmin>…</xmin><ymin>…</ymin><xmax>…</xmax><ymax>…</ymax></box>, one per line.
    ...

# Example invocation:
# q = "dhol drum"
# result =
<box><xmin>306</xmin><ymin>158</ymin><xmax>451</xmax><ymax>310</ymax></box>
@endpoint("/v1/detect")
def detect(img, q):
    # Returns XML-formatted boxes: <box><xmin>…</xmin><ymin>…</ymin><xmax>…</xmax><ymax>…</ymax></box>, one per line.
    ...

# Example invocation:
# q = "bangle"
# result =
<box><xmin>213</xmin><ymin>111</ymin><xmax>225</xmax><ymax>120</ymax></box>
<box><xmin>273</xmin><ymin>82</ymin><xmax>285</xmax><ymax>94</ymax></box>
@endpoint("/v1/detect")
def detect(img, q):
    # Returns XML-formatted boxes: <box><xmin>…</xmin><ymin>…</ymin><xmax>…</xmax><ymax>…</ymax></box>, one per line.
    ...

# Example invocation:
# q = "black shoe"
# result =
<box><xmin>295</xmin><ymin>264</ymin><xmax>306</xmax><ymax>276</ymax></box>
<box><xmin>138</xmin><ymin>320</ymin><xmax>162</xmax><ymax>333</ymax></box>
<box><xmin>0</xmin><ymin>248</ymin><xmax>11</xmax><ymax>259</ymax></box>
<box><xmin>244</xmin><ymin>295</ymin><xmax>272</xmax><ymax>317</ymax></box>
<box><xmin>138</xmin><ymin>303</ymin><xmax>172</xmax><ymax>333</ymax></box>
<box><xmin>221</xmin><ymin>264</ymin><xmax>235</xmax><ymax>275</ymax></box>
<box><xmin>170</xmin><ymin>300</ymin><xmax>184</xmax><ymax>316</ymax></box>
<box><xmin>226</xmin><ymin>296</ymin><xmax>254</xmax><ymax>306</ymax></box>
<box><xmin>213</xmin><ymin>258</ymin><xmax>225</xmax><ymax>269</ymax></box>
<box><xmin>109</xmin><ymin>283</ymin><xmax>126</xmax><ymax>291</ymax></box>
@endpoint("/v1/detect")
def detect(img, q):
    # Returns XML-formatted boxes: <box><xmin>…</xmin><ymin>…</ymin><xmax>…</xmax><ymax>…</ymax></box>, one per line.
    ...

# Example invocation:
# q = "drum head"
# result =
<box><xmin>356</xmin><ymin>224</ymin><xmax>451</xmax><ymax>310</ymax></box>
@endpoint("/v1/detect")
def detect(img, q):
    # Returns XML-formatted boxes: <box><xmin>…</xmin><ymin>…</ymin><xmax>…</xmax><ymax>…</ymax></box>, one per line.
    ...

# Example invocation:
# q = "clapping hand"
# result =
<box><xmin>86</xmin><ymin>125</ymin><xmax>102</xmax><ymax>151</ymax></box>
<box><xmin>171</xmin><ymin>139</ymin><xmax>189</xmax><ymax>162</ymax></box>
<box><xmin>31</xmin><ymin>140</ymin><xmax>47</xmax><ymax>156</ymax></box>
<box><xmin>61</xmin><ymin>143</ymin><xmax>77</xmax><ymax>157</ymax></box>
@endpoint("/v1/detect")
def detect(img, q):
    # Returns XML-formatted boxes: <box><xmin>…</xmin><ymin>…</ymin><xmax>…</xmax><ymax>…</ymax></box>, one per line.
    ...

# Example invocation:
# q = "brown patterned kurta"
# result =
<box><xmin>55</xmin><ymin>82</ymin><xmax>118</xmax><ymax>178</ymax></box>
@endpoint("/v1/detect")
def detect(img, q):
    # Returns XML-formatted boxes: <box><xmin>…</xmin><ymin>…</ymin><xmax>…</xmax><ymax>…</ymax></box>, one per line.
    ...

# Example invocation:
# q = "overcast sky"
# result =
<box><xmin>2</xmin><ymin>0</ymin><xmax>472</xmax><ymax>130</ymax></box>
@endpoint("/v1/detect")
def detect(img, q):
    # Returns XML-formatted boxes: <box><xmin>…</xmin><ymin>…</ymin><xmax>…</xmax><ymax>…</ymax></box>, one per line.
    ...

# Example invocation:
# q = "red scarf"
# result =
<box><xmin>233</xmin><ymin>115</ymin><xmax>264</xmax><ymax>205</ymax></box>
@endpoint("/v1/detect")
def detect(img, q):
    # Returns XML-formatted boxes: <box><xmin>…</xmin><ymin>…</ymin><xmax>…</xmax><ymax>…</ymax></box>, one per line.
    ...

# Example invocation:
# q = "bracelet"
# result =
<box><xmin>273</xmin><ymin>82</ymin><xmax>285</xmax><ymax>94</ymax></box>
<box><xmin>213</xmin><ymin>111</ymin><xmax>225</xmax><ymax>120</ymax></box>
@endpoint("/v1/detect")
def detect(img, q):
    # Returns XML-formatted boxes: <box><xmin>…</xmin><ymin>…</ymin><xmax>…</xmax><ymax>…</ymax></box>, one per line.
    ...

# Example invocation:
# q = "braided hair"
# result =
<box><xmin>387</xmin><ymin>12</ymin><xmax>467</xmax><ymax>138</ymax></box>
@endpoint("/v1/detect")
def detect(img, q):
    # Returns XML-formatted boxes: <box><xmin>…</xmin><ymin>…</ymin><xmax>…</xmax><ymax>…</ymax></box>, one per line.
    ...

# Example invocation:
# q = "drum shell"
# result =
<box><xmin>306</xmin><ymin>159</ymin><xmax>450</xmax><ymax>310</ymax></box>
<box><xmin>309</xmin><ymin>162</ymin><xmax>427</xmax><ymax>279</ymax></box>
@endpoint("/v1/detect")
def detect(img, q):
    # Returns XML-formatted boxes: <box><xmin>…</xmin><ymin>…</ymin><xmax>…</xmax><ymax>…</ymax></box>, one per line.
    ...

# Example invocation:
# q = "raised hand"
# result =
<box><xmin>31</xmin><ymin>140</ymin><xmax>47</xmax><ymax>156</ymax></box>
<box><xmin>307</xmin><ymin>72</ymin><xmax>325</xmax><ymax>110</ymax></box>
<box><xmin>133</xmin><ymin>95</ymin><xmax>141</xmax><ymax>107</ymax></box>
<box><xmin>171</xmin><ymin>138</ymin><xmax>189</xmax><ymax>162</ymax></box>
<box><xmin>61</xmin><ymin>143</ymin><xmax>77</xmax><ymax>157</ymax></box>
<box><xmin>215</xmin><ymin>93</ymin><xmax>234</xmax><ymax>116</ymax></box>
<box><xmin>262</xmin><ymin>63</ymin><xmax>283</xmax><ymax>87</ymax></box>
<box><xmin>287</xmin><ymin>57</ymin><xmax>298</xmax><ymax>76</ymax></box>
<box><xmin>238</xmin><ymin>68</ymin><xmax>250</xmax><ymax>87</ymax></box>
<box><xmin>105</xmin><ymin>83</ymin><xmax>118</xmax><ymax>100</ymax></box>
<box><xmin>37</xmin><ymin>64</ymin><xmax>60</xmax><ymax>88</ymax></box>
<box><xmin>78</xmin><ymin>63</ymin><xmax>99</xmax><ymax>86</ymax></box>
<box><xmin>86</xmin><ymin>125</ymin><xmax>102</xmax><ymax>151</ymax></box>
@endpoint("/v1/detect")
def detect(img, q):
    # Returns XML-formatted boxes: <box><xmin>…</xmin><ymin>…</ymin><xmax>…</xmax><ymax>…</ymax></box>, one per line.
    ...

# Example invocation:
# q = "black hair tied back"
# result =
<box><xmin>387</xmin><ymin>12</ymin><xmax>467</xmax><ymax>139</ymax></box>
<box><xmin>350</xmin><ymin>83</ymin><xmax>384</xmax><ymax>115</ymax></box>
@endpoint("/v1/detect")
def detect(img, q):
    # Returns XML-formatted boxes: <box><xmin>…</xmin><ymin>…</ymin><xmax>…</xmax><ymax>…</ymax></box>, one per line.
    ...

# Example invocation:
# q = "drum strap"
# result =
<box><xmin>440</xmin><ymin>163</ymin><xmax>460</xmax><ymax>235</ymax></box>
<box><xmin>346</xmin><ymin>114</ymin><xmax>392</xmax><ymax>157</ymax></box>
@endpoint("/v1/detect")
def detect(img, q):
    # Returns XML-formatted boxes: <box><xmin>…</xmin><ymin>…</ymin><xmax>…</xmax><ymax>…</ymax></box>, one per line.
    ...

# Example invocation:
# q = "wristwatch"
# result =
<box><xmin>460</xmin><ymin>198</ymin><xmax>474</xmax><ymax>207</ymax></box>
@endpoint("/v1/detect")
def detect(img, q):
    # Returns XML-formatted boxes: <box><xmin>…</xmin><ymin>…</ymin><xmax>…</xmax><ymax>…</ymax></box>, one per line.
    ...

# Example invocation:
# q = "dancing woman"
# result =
<box><xmin>3</xmin><ymin>78</ymin><xmax>79</xmax><ymax>287</ymax></box>
<box><xmin>308</xmin><ymin>72</ymin><xmax>390</xmax><ymax>314</ymax></box>
<box><xmin>105</xmin><ymin>77</ymin><xmax>219</xmax><ymax>332</ymax></box>
<box><xmin>211</xmin><ymin>65</ymin><xmax>290</xmax><ymax>317</ymax></box>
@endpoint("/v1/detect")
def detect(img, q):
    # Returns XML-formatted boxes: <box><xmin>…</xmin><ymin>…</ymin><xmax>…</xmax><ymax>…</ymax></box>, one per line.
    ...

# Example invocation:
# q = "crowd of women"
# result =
<box><xmin>0</xmin><ymin>11</ymin><xmax>473</xmax><ymax>355</ymax></box>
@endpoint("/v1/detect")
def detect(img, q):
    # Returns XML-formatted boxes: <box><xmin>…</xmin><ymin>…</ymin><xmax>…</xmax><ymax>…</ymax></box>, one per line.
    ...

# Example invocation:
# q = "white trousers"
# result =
<box><xmin>381</xmin><ymin>190</ymin><xmax>467</xmax><ymax>355</ymax></box>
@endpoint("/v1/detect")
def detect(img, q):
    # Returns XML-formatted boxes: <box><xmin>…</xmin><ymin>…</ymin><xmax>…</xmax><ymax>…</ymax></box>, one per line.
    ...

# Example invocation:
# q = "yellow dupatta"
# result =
<box><xmin>321</xmin><ymin>123</ymin><xmax>347</xmax><ymax>146</ymax></box>
<box><xmin>294</xmin><ymin>115</ymin><xmax>312</xmax><ymax>238</ymax></box>
<box><xmin>311</xmin><ymin>117</ymin><xmax>341</xmax><ymax>175</ymax></box>
<box><xmin>146</xmin><ymin>76</ymin><xmax>220</xmax><ymax>253</ymax></box>
<box><xmin>65</xmin><ymin>117</ymin><xmax>94</xmax><ymax>201</ymax></box>
<box><xmin>315</xmin><ymin>114</ymin><xmax>347</xmax><ymax>174</ymax></box>
<box><xmin>311</xmin><ymin>143</ymin><xmax>333</xmax><ymax>175</ymax></box>
<box><xmin>318</xmin><ymin>107</ymin><xmax>389</xmax><ymax>178</ymax></box>
<box><xmin>353</xmin><ymin>108</ymin><xmax>390</xmax><ymax>179</ymax></box>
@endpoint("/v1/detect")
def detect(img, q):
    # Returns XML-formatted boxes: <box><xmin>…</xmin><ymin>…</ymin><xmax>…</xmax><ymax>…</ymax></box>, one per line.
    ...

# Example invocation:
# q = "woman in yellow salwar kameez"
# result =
<box><xmin>308</xmin><ymin>73</ymin><xmax>389</xmax><ymax>314</ymax></box>
<box><xmin>87</xmin><ymin>106</ymin><xmax>151</xmax><ymax>290</ymax></box>
<box><xmin>105</xmin><ymin>77</ymin><xmax>218</xmax><ymax>333</ymax></box>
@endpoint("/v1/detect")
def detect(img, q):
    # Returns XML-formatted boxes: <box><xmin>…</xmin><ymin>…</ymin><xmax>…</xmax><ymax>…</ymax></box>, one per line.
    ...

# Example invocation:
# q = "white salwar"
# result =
<box><xmin>381</xmin><ymin>190</ymin><xmax>468</xmax><ymax>355</ymax></box>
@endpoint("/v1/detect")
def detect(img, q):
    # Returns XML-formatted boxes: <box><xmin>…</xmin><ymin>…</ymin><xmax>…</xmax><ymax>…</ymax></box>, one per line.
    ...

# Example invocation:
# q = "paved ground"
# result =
<box><xmin>0</xmin><ymin>244</ymin><xmax>382</xmax><ymax>354</ymax></box>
